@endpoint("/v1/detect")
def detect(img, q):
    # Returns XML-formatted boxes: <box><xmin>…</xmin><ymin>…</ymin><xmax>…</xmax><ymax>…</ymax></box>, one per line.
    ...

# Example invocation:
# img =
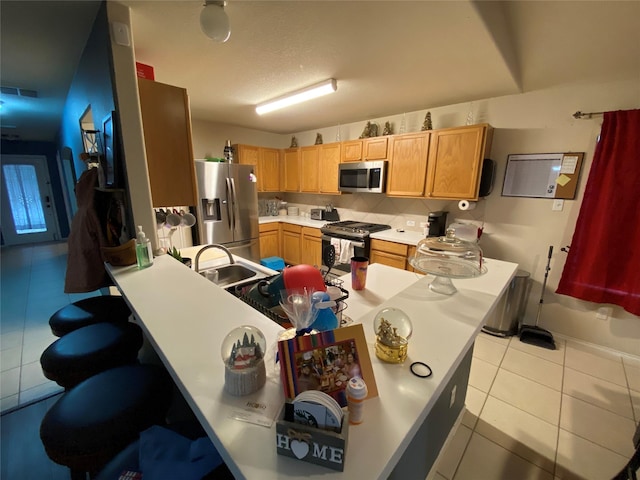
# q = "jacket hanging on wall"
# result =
<box><xmin>64</xmin><ymin>167</ymin><xmax>111</xmax><ymax>293</ymax></box>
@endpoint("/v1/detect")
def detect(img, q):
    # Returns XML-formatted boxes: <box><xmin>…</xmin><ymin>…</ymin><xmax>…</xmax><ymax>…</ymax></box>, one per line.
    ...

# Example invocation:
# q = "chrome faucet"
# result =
<box><xmin>194</xmin><ymin>244</ymin><xmax>235</xmax><ymax>273</ymax></box>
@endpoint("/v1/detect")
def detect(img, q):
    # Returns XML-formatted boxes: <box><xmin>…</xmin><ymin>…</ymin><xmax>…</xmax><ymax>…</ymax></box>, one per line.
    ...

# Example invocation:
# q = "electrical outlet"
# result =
<box><xmin>552</xmin><ymin>199</ymin><xmax>564</xmax><ymax>211</ymax></box>
<box><xmin>406</xmin><ymin>220</ymin><xmax>415</xmax><ymax>227</ymax></box>
<box><xmin>596</xmin><ymin>306</ymin><xmax>612</xmax><ymax>321</ymax></box>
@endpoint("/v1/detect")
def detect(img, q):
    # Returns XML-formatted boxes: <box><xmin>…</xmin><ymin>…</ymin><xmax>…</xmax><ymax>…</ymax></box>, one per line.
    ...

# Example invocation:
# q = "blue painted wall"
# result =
<box><xmin>58</xmin><ymin>1</ymin><xmax>115</xmax><ymax>180</ymax></box>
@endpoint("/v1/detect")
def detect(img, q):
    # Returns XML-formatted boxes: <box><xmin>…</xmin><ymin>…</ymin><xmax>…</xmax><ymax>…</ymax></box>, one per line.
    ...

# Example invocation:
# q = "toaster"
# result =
<box><xmin>310</xmin><ymin>208</ymin><xmax>324</xmax><ymax>220</ymax></box>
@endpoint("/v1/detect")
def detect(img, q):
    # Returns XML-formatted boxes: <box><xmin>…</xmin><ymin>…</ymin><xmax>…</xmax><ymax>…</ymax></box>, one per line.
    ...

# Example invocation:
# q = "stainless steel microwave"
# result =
<box><xmin>338</xmin><ymin>160</ymin><xmax>387</xmax><ymax>193</ymax></box>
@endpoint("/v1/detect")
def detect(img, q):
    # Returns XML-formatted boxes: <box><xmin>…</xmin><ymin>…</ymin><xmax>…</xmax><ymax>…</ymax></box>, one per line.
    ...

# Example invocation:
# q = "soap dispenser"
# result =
<box><xmin>135</xmin><ymin>225</ymin><xmax>153</xmax><ymax>269</ymax></box>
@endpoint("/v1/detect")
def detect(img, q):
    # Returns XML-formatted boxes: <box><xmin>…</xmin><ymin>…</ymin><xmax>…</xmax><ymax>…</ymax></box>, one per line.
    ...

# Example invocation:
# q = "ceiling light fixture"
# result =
<box><xmin>256</xmin><ymin>79</ymin><xmax>337</xmax><ymax>115</ymax></box>
<box><xmin>200</xmin><ymin>1</ymin><xmax>230</xmax><ymax>43</ymax></box>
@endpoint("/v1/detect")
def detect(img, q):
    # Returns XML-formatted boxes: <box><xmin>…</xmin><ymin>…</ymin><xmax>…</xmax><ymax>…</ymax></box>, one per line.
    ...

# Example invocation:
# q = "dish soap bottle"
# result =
<box><xmin>135</xmin><ymin>225</ymin><xmax>153</xmax><ymax>269</ymax></box>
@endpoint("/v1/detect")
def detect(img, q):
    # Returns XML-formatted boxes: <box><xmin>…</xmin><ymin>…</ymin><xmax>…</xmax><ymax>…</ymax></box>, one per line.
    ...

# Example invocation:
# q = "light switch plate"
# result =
<box><xmin>596</xmin><ymin>306</ymin><xmax>612</xmax><ymax>321</ymax></box>
<box><xmin>552</xmin><ymin>199</ymin><xmax>564</xmax><ymax>211</ymax></box>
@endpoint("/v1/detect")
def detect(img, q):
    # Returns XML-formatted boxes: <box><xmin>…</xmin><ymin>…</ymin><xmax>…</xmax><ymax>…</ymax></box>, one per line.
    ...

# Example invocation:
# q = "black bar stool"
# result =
<box><xmin>40</xmin><ymin>322</ymin><xmax>143</xmax><ymax>389</ymax></box>
<box><xmin>49</xmin><ymin>296</ymin><xmax>131</xmax><ymax>337</ymax></box>
<box><xmin>40</xmin><ymin>364</ymin><xmax>173</xmax><ymax>480</ymax></box>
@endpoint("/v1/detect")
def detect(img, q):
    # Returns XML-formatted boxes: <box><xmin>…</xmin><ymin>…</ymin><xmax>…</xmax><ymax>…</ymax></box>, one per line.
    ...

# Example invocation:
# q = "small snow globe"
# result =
<box><xmin>373</xmin><ymin>308</ymin><xmax>413</xmax><ymax>363</ymax></box>
<box><xmin>409</xmin><ymin>228</ymin><xmax>487</xmax><ymax>295</ymax></box>
<box><xmin>221</xmin><ymin>325</ymin><xmax>267</xmax><ymax>396</ymax></box>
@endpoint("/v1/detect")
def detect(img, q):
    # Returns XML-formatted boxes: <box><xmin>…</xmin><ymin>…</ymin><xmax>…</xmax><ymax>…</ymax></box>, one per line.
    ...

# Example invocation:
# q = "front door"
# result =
<box><xmin>1</xmin><ymin>155</ymin><xmax>60</xmax><ymax>245</ymax></box>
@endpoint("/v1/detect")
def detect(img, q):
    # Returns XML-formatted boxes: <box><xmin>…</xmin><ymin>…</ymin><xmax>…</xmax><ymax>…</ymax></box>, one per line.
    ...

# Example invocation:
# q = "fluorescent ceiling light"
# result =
<box><xmin>256</xmin><ymin>79</ymin><xmax>337</xmax><ymax>115</ymax></box>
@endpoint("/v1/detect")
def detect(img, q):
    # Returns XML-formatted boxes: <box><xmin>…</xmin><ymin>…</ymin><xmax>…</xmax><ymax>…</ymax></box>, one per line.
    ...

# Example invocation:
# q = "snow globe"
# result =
<box><xmin>221</xmin><ymin>325</ymin><xmax>267</xmax><ymax>396</ymax></box>
<box><xmin>373</xmin><ymin>308</ymin><xmax>413</xmax><ymax>363</ymax></box>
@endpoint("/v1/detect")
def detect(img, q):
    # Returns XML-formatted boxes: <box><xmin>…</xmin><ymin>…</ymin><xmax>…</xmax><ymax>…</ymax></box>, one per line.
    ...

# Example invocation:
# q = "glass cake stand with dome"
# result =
<box><xmin>409</xmin><ymin>228</ymin><xmax>487</xmax><ymax>295</ymax></box>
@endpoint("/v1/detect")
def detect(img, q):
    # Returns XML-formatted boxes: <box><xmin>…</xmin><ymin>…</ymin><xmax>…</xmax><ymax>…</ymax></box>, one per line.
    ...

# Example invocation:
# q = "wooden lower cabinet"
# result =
<box><xmin>282</xmin><ymin>224</ymin><xmax>302</xmax><ymax>265</ymax></box>
<box><xmin>271</xmin><ymin>223</ymin><xmax>417</xmax><ymax>272</ymax></box>
<box><xmin>259</xmin><ymin>223</ymin><xmax>281</xmax><ymax>259</ymax></box>
<box><xmin>406</xmin><ymin>245</ymin><xmax>417</xmax><ymax>272</ymax></box>
<box><xmin>370</xmin><ymin>239</ymin><xmax>409</xmax><ymax>270</ymax></box>
<box><xmin>300</xmin><ymin>227</ymin><xmax>322</xmax><ymax>267</ymax></box>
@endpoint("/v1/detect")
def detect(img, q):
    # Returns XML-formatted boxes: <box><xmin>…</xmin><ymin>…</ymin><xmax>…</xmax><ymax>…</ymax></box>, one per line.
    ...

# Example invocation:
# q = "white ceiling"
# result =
<box><xmin>1</xmin><ymin>1</ymin><xmax>639</xmax><ymax>142</ymax></box>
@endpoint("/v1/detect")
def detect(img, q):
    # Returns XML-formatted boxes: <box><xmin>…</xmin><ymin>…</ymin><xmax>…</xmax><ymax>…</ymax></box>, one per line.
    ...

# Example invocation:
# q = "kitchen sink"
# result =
<box><xmin>199</xmin><ymin>264</ymin><xmax>258</xmax><ymax>288</ymax></box>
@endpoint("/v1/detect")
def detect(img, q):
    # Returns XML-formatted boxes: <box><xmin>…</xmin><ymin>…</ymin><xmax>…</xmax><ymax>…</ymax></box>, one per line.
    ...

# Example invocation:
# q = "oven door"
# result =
<box><xmin>321</xmin><ymin>234</ymin><xmax>367</xmax><ymax>274</ymax></box>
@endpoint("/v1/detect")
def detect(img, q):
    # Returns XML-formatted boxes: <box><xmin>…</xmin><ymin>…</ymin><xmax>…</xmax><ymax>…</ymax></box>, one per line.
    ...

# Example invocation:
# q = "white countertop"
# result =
<box><xmin>259</xmin><ymin>215</ymin><xmax>327</xmax><ymax>229</ymax></box>
<box><xmin>370</xmin><ymin>228</ymin><xmax>425</xmax><ymax>245</ymax></box>
<box><xmin>106</xmin><ymin>255</ymin><xmax>517</xmax><ymax>480</ymax></box>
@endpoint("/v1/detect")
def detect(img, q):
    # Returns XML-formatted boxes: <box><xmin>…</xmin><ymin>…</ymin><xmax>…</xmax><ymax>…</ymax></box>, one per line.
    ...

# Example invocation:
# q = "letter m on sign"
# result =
<box><xmin>313</xmin><ymin>443</ymin><xmax>328</xmax><ymax>460</ymax></box>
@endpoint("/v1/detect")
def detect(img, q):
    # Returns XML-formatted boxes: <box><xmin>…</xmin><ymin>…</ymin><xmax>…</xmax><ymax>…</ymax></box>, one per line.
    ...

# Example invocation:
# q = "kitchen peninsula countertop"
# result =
<box><xmin>106</xmin><ymin>251</ymin><xmax>517</xmax><ymax>480</ymax></box>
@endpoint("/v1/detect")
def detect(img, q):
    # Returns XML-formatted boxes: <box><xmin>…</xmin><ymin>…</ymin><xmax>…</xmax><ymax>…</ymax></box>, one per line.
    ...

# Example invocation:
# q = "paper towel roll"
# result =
<box><xmin>458</xmin><ymin>200</ymin><xmax>477</xmax><ymax>211</ymax></box>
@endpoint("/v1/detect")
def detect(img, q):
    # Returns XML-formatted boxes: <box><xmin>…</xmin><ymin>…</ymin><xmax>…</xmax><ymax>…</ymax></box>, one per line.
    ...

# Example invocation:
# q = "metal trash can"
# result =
<box><xmin>482</xmin><ymin>269</ymin><xmax>530</xmax><ymax>337</ymax></box>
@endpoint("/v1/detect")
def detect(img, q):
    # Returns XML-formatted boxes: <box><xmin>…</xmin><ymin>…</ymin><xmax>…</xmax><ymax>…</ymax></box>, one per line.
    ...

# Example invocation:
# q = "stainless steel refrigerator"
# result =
<box><xmin>195</xmin><ymin>160</ymin><xmax>260</xmax><ymax>263</ymax></box>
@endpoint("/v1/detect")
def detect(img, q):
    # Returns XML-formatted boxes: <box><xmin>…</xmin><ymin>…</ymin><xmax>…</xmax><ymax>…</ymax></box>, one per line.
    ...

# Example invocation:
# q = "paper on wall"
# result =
<box><xmin>560</xmin><ymin>156</ymin><xmax>578</xmax><ymax>174</ymax></box>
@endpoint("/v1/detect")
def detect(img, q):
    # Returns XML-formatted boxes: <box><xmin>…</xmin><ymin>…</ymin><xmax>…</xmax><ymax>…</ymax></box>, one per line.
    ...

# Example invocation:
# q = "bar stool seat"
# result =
<box><xmin>40</xmin><ymin>364</ymin><xmax>173</xmax><ymax>478</ymax></box>
<box><xmin>49</xmin><ymin>296</ymin><xmax>131</xmax><ymax>337</ymax></box>
<box><xmin>40</xmin><ymin>322</ymin><xmax>143</xmax><ymax>389</ymax></box>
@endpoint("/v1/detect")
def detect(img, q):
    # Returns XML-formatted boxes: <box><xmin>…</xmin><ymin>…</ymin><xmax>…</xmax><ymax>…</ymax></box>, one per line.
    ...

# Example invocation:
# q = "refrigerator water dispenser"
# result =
<box><xmin>202</xmin><ymin>198</ymin><xmax>222</xmax><ymax>221</ymax></box>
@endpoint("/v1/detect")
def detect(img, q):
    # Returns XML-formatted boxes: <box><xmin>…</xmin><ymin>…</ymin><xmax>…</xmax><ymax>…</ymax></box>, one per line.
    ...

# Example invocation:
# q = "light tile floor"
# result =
<box><xmin>0</xmin><ymin>242</ymin><xmax>103</xmax><ymax>413</ymax></box>
<box><xmin>1</xmin><ymin>242</ymin><xmax>639</xmax><ymax>479</ymax></box>
<box><xmin>433</xmin><ymin>333</ymin><xmax>640</xmax><ymax>480</ymax></box>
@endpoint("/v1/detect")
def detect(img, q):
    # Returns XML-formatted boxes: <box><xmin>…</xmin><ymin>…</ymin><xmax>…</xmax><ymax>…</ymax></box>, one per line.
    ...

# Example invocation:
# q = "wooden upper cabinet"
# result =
<box><xmin>363</xmin><ymin>137</ymin><xmax>388</xmax><ymax>160</ymax></box>
<box><xmin>340</xmin><ymin>137</ymin><xmax>388</xmax><ymax>162</ymax></box>
<box><xmin>236</xmin><ymin>144</ymin><xmax>259</xmax><ymax>166</ymax></box>
<box><xmin>235</xmin><ymin>144</ymin><xmax>280</xmax><ymax>192</ymax></box>
<box><xmin>425</xmin><ymin>124</ymin><xmax>492</xmax><ymax>200</ymax></box>
<box><xmin>300</xmin><ymin>146</ymin><xmax>320</xmax><ymax>193</ymax></box>
<box><xmin>319</xmin><ymin>142</ymin><xmax>341</xmax><ymax>194</ymax></box>
<box><xmin>282</xmin><ymin>148</ymin><xmax>300</xmax><ymax>192</ymax></box>
<box><xmin>386</xmin><ymin>132</ymin><xmax>430</xmax><ymax>197</ymax></box>
<box><xmin>340</xmin><ymin>140</ymin><xmax>362</xmax><ymax>162</ymax></box>
<box><xmin>259</xmin><ymin>148</ymin><xmax>280</xmax><ymax>192</ymax></box>
<box><xmin>138</xmin><ymin>78</ymin><xmax>197</xmax><ymax>207</ymax></box>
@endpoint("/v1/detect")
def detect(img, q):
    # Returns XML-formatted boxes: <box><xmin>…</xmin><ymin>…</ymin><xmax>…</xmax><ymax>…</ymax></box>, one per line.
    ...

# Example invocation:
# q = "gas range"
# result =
<box><xmin>320</xmin><ymin>220</ymin><xmax>391</xmax><ymax>240</ymax></box>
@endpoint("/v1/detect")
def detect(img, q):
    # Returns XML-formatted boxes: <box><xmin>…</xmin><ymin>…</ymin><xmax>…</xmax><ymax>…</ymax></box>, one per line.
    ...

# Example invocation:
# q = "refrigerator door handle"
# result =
<box><xmin>229</xmin><ymin>177</ymin><xmax>239</xmax><ymax>233</ymax></box>
<box><xmin>225</xmin><ymin>177</ymin><xmax>234</xmax><ymax>231</ymax></box>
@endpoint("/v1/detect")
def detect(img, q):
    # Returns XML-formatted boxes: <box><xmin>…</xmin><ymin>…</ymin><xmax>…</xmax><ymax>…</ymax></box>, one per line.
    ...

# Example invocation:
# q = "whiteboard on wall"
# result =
<box><xmin>502</xmin><ymin>153</ymin><xmax>584</xmax><ymax>199</ymax></box>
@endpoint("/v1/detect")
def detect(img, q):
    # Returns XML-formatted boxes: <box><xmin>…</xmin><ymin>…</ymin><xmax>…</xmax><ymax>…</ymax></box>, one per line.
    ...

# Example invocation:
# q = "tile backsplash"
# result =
<box><xmin>261</xmin><ymin>192</ymin><xmax>486</xmax><ymax>233</ymax></box>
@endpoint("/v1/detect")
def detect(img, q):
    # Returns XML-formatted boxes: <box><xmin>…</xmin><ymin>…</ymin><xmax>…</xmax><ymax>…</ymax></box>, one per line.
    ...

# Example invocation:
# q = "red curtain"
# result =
<box><xmin>556</xmin><ymin>109</ymin><xmax>640</xmax><ymax>316</ymax></box>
